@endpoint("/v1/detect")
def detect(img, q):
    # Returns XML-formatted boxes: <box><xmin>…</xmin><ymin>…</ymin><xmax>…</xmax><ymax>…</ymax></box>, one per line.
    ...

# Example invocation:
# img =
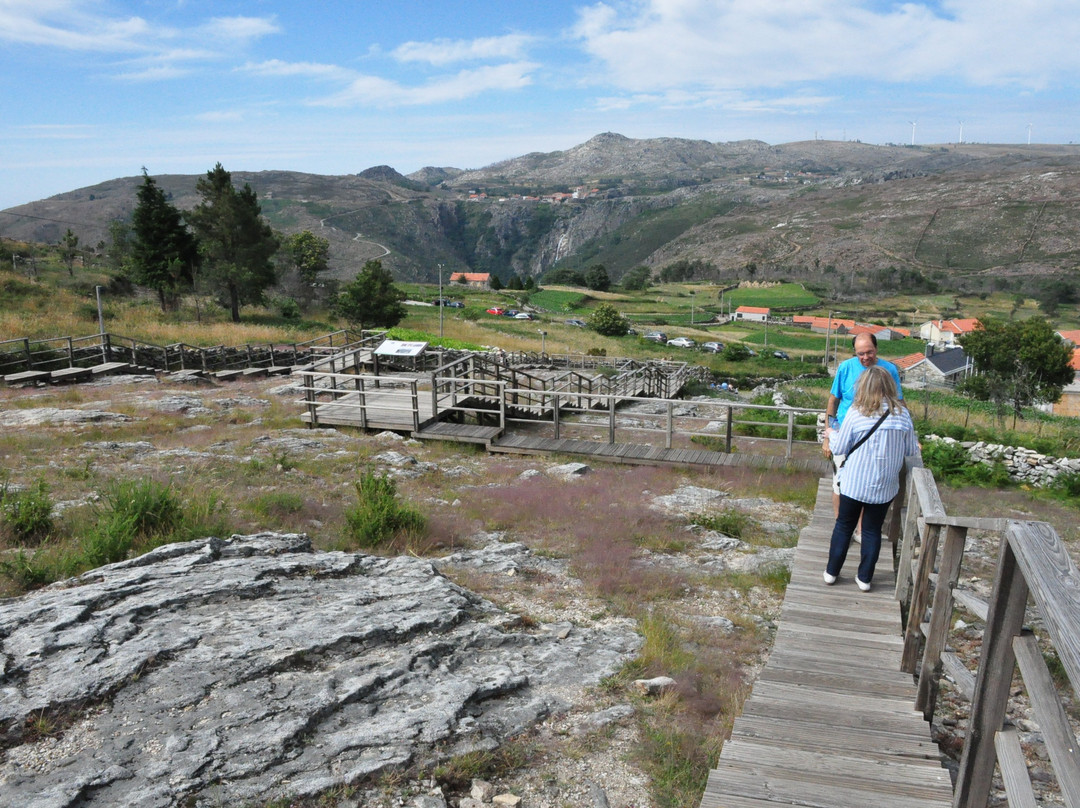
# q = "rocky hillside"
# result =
<box><xmin>3</xmin><ymin>134</ymin><xmax>1079</xmax><ymax>299</ymax></box>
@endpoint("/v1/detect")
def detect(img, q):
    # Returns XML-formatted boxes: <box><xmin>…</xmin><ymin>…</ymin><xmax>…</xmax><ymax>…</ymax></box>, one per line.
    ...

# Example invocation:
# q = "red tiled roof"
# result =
<box><xmin>736</xmin><ymin>306</ymin><xmax>770</xmax><ymax>314</ymax></box>
<box><xmin>1059</xmin><ymin>330</ymin><xmax>1080</xmax><ymax>346</ymax></box>
<box><xmin>935</xmin><ymin>318</ymin><xmax>980</xmax><ymax>334</ymax></box>
<box><xmin>1071</xmin><ymin>348</ymin><xmax>1080</xmax><ymax>371</ymax></box>
<box><xmin>894</xmin><ymin>352</ymin><xmax>926</xmax><ymax>370</ymax></box>
<box><xmin>449</xmin><ymin>272</ymin><xmax>490</xmax><ymax>282</ymax></box>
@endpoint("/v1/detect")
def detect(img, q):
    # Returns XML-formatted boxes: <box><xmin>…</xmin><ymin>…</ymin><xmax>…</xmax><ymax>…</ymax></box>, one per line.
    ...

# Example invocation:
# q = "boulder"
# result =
<box><xmin>0</xmin><ymin>533</ymin><xmax>639</xmax><ymax>808</ymax></box>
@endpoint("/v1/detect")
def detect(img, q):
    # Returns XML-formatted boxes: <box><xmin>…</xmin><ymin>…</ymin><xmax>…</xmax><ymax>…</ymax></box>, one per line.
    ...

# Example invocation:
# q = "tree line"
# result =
<box><xmin>115</xmin><ymin>165</ymin><xmax>405</xmax><ymax>330</ymax></box>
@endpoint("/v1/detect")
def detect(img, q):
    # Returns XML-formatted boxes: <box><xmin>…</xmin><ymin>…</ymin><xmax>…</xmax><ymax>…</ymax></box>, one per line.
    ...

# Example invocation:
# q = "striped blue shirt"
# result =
<box><xmin>832</xmin><ymin>405</ymin><xmax>919</xmax><ymax>504</ymax></box>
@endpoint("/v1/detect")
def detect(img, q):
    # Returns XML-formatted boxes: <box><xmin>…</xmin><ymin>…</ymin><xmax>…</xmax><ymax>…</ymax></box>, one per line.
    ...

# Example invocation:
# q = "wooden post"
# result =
<box><xmin>725</xmin><ymin>406</ymin><xmax>733</xmax><ymax>453</ymax></box>
<box><xmin>23</xmin><ymin>338</ymin><xmax>31</xmax><ymax>371</ymax></box>
<box><xmin>608</xmin><ymin>395</ymin><xmax>616</xmax><ymax>444</ymax></box>
<box><xmin>896</xmin><ymin>468</ymin><xmax>943</xmax><ymax>606</ymax></box>
<box><xmin>66</xmin><ymin>336</ymin><xmax>74</xmax><ymax>367</ymax></box>
<box><xmin>902</xmin><ymin>520</ymin><xmax>944</xmax><ymax>673</ymax></box>
<box><xmin>304</xmin><ymin>371</ymin><xmax>318</xmax><ymax>428</ymax></box>
<box><xmin>356</xmin><ymin>376</ymin><xmax>368</xmax><ymax>431</ymax></box>
<box><xmin>953</xmin><ymin>536</ymin><xmax>1030</xmax><ymax>808</ymax></box>
<box><xmin>553</xmin><ymin>392</ymin><xmax>561</xmax><ymax>439</ymax></box>
<box><xmin>411</xmin><ymin>380</ymin><xmax>419</xmax><ymax>432</ymax></box>
<box><xmin>666</xmin><ymin>401</ymin><xmax>673</xmax><ymax>449</ymax></box>
<box><xmin>916</xmin><ymin>524</ymin><xmax>968</xmax><ymax>718</ymax></box>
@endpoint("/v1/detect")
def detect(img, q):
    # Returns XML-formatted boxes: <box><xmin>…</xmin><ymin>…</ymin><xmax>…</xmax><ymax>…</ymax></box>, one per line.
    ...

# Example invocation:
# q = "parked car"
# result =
<box><xmin>446</xmin><ymin>300</ymin><xmax>465</xmax><ymax>308</ymax></box>
<box><xmin>514</xmin><ymin>312</ymin><xmax>534</xmax><ymax>320</ymax></box>
<box><xmin>432</xmin><ymin>298</ymin><xmax>450</xmax><ymax>306</ymax></box>
<box><xmin>643</xmin><ymin>331</ymin><xmax>668</xmax><ymax>343</ymax></box>
<box><xmin>505</xmin><ymin>310</ymin><xmax>519</xmax><ymax>317</ymax></box>
<box><xmin>702</xmin><ymin>341</ymin><xmax>724</xmax><ymax>353</ymax></box>
<box><xmin>667</xmin><ymin>337</ymin><xmax>696</xmax><ymax>348</ymax></box>
<box><xmin>772</xmin><ymin>350</ymin><xmax>790</xmax><ymax>360</ymax></box>
<box><xmin>564</xmin><ymin>319</ymin><xmax>587</xmax><ymax>327</ymax></box>
<box><xmin>486</xmin><ymin>307</ymin><xmax>505</xmax><ymax>316</ymax></box>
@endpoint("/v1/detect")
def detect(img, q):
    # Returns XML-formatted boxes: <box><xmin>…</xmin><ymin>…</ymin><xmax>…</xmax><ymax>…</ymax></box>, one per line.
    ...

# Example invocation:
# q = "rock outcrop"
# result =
<box><xmin>0</xmin><ymin>534</ymin><xmax>639</xmax><ymax>808</ymax></box>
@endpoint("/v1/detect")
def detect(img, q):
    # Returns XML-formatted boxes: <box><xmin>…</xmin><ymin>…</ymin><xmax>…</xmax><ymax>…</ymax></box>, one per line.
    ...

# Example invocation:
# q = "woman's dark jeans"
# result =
<box><xmin>826</xmin><ymin>494</ymin><xmax>893</xmax><ymax>583</ymax></box>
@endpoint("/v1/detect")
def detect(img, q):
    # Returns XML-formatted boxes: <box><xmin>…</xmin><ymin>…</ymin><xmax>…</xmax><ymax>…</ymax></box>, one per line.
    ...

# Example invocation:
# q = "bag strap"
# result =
<box><xmin>837</xmin><ymin>409</ymin><xmax>890</xmax><ymax>469</ymax></box>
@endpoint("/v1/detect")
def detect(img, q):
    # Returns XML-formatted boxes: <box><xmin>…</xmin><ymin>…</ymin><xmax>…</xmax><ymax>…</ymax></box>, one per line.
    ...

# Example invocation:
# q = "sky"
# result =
<box><xmin>2</xmin><ymin>0</ymin><xmax>1079</xmax><ymax>213</ymax></box>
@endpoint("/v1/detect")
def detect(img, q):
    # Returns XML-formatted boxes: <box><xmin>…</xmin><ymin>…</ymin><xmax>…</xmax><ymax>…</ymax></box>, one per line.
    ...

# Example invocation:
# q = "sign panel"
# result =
<box><xmin>373</xmin><ymin>340</ymin><xmax>428</xmax><ymax>357</ymax></box>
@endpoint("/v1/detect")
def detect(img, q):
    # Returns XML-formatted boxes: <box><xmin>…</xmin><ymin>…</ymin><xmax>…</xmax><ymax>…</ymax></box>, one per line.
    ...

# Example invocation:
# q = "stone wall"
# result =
<box><xmin>925</xmin><ymin>435</ymin><xmax>1080</xmax><ymax>487</ymax></box>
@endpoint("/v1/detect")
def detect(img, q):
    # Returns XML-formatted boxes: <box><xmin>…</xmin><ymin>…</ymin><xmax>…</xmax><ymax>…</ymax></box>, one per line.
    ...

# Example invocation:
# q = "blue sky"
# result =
<box><xmin>2</xmin><ymin>0</ymin><xmax>1079</xmax><ymax>211</ymax></box>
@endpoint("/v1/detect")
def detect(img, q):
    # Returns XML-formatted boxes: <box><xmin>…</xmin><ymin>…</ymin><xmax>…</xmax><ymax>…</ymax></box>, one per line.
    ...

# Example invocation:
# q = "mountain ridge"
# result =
<box><xmin>3</xmin><ymin>134</ymin><xmax>1079</xmax><ymax>299</ymax></box>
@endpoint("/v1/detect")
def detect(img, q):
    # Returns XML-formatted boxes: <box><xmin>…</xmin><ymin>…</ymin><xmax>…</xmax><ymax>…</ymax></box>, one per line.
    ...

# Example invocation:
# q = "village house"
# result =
<box><xmin>734</xmin><ymin>305</ymin><xmax>769</xmax><ymax>323</ymax></box>
<box><xmin>897</xmin><ymin>344</ymin><xmax>972</xmax><ymax>390</ymax></box>
<box><xmin>1051</xmin><ymin>330</ymin><xmax>1080</xmax><ymax>416</ymax></box>
<box><xmin>792</xmin><ymin>316</ymin><xmax>908</xmax><ymax>340</ymax></box>
<box><xmin>448</xmin><ymin>272</ymin><xmax>491</xmax><ymax>288</ymax></box>
<box><xmin>919</xmin><ymin>318</ymin><xmax>979</xmax><ymax>346</ymax></box>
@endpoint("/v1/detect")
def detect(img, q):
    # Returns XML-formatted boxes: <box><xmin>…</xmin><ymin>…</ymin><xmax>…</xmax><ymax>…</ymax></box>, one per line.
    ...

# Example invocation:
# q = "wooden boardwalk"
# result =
<box><xmin>699</xmin><ymin>479</ymin><xmax>953</xmax><ymax>808</ymax></box>
<box><xmin>488</xmin><ymin>433</ymin><xmax>830</xmax><ymax>473</ymax></box>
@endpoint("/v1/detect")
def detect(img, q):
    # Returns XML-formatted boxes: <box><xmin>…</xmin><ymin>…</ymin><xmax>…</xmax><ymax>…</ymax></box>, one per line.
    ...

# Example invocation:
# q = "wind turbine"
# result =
<box><xmin>1027</xmin><ymin>123</ymin><xmax>1033</xmax><ymax>145</ymax></box>
<box><xmin>958</xmin><ymin>121</ymin><xmax>963</xmax><ymax>144</ymax></box>
<box><xmin>909</xmin><ymin>120</ymin><xmax>917</xmax><ymax>146</ymax></box>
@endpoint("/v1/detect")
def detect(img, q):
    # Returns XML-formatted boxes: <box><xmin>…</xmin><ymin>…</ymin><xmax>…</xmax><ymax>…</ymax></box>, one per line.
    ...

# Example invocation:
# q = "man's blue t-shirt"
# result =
<box><xmin>830</xmin><ymin>357</ymin><xmax>903</xmax><ymax>425</ymax></box>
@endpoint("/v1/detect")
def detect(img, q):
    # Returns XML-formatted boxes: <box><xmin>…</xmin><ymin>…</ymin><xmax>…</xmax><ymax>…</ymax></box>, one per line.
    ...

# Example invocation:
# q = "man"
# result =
<box><xmin>823</xmin><ymin>332</ymin><xmax>903</xmax><ymax>528</ymax></box>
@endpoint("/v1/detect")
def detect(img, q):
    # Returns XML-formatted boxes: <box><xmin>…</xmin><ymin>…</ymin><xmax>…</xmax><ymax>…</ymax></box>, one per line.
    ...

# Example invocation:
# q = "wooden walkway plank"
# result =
<box><xmin>699</xmin><ymin>479</ymin><xmax>951</xmax><ymax>808</ymax></box>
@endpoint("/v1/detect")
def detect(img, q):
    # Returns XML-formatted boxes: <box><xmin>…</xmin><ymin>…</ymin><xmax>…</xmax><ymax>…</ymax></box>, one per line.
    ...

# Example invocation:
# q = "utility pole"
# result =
<box><xmin>437</xmin><ymin>263</ymin><xmax>444</xmax><ymax>338</ymax></box>
<box><xmin>824</xmin><ymin>311</ymin><xmax>834</xmax><ymax>367</ymax></box>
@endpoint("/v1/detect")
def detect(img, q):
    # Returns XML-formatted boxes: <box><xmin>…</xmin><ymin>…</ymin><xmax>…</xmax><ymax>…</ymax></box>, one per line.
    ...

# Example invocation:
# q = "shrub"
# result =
<box><xmin>343</xmin><ymin>470</ymin><xmax>426</xmax><ymax>549</ymax></box>
<box><xmin>0</xmin><ymin>479</ymin><xmax>54</xmax><ymax>544</ymax></box>
<box><xmin>250</xmin><ymin>491</ymin><xmax>305</xmax><ymax>519</ymax></box>
<box><xmin>588</xmin><ymin>302</ymin><xmax>629</xmax><ymax>336</ymax></box>
<box><xmin>99</xmin><ymin>479</ymin><xmax>183</xmax><ymax>539</ymax></box>
<box><xmin>1050</xmin><ymin>471</ymin><xmax>1080</xmax><ymax>499</ymax></box>
<box><xmin>274</xmin><ymin>297</ymin><xmax>301</xmax><ymax>320</ymax></box>
<box><xmin>0</xmin><ymin>546</ymin><xmax>76</xmax><ymax>591</ymax></box>
<box><xmin>920</xmin><ymin>440</ymin><xmax>970</xmax><ymax>482</ymax></box>
<box><xmin>692</xmin><ymin>510</ymin><xmax>747</xmax><ymax>539</ymax></box>
<box><xmin>81</xmin><ymin>513</ymin><xmax>139</xmax><ymax>567</ymax></box>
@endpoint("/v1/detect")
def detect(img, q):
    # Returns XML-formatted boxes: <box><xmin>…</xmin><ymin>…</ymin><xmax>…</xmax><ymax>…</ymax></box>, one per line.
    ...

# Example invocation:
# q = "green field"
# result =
<box><xmin>725</xmin><ymin>283</ymin><xmax>819</xmax><ymax>309</ymax></box>
<box><xmin>527</xmin><ymin>289</ymin><xmax>589</xmax><ymax>312</ymax></box>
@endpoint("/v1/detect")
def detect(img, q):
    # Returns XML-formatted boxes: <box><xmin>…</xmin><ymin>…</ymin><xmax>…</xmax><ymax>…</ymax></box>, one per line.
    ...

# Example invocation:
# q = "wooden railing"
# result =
<box><xmin>895</xmin><ymin>458</ymin><xmax>1080</xmax><ymax>808</ymax></box>
<box><xmin>0</xmin><ymin>329</ymin><xmax>370</xmax><ymax>376</ymax></box>
<box><xmin>300</xmin><ymin>371</ymin><xmax>424</xmax><ymax>433</ymax></box>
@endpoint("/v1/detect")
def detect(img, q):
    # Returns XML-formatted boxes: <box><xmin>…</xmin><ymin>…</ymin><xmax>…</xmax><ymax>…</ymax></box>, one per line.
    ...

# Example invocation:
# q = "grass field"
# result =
<box><xmin>724</xmin><ymin>283</ymin><xmax>819</xmax><ymax>309</ymax></box>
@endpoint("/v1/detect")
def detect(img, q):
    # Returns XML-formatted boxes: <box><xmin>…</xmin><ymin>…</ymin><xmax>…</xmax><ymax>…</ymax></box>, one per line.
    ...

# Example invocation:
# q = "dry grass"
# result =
<box><xmin>0</xmin><ymin>372</ymin><xmax>806</xmax><ymax>807</ymax></box>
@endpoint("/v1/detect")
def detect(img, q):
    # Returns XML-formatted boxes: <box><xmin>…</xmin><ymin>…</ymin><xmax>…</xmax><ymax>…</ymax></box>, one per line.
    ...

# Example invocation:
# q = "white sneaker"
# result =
<box><xmin>823</xmin><ymin>571</ymin><xmax>837</xmax><ymax>585</ymax></box>
<box><xmin>855</xmin><ymin>577</ymin><xmax>871</xmax><ymax>592</ymax></box>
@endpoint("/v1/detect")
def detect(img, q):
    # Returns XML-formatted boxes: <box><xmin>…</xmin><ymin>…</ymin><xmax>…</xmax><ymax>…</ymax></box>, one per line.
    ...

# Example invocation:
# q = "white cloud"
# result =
<box><xmin>195</xmin><ymin>110</ymin><xmax>246</xmax><ymax>124</ymax></box>
<box><xmin>571</xmin><ymin>0</ymin><xmax>1080</xmax><ymax>94</ymax></box>
<box><xmin>311</xmin><ymin>62</ymin><xmax>538</xmax><ymax>107</ymax></box>
<box><xmin>239</xmin><ymin>59</ymin><xmax>354</xmax><ymax>81</ymax></box>
<box><xmin>114</xmin><ymin>65</ymin><xmax>193</xmax><ymax>82</ymax></box>
<box><xmin>392</xmin><ymin>34</ymin><xmax>535</xmax><ymax>66</ymax></box>
<box><xmin>0</xmin><ymin>0</ymin><xmax>155</xmax><ymax>51</ymax></box>
<box><xmin>199</xmin><ymin>15</ymin><xmax>281</xmax><ymax>43</ymax></box>
<box><xmin>0</xmin><ymin>2</ymin><xmax>278</xmax><ymax>67</ymax></box>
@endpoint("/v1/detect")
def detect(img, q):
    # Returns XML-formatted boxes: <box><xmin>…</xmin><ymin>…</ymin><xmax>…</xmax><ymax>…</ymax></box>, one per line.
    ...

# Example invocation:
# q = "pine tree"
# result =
<box><xmin>333</xmin><ymin>260</ymin><xmax>406</xmax><ymax>333</ymax></box>
<box><xmin>130</xmin><ymin>171</ymin><xmax>199</xmax><ymax>311</ymax></box>
<box><xmin>187</xmin><ymin>164</ymin><xmax>279</xmax><ymax>322</ymax></box>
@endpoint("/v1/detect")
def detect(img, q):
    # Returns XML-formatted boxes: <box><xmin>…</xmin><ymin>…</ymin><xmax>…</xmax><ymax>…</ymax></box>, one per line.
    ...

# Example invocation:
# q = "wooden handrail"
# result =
<box><xmin>897</xmin><ymin>456</ymin><xmax>1080</xmax><ymax>808</ymax></box>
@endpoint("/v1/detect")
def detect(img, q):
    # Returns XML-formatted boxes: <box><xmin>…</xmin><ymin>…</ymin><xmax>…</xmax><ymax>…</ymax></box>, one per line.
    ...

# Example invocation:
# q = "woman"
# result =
<box><xmin>823</xmin><ymin>365</ymin><xmax>919</xmax><ymax>592</ymax></box>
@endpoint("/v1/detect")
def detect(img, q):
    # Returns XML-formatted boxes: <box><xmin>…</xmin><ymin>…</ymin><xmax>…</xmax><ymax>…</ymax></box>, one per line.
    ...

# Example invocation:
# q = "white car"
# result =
<box><xmin>514</xmin><ymin>312</ymin><xmax>534</xmax><ymax>320</ymax></box>
<box><xmin>666</xmin><ymin>337</ymin><xmax>696</xmax><ymax>348</ymax></box>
